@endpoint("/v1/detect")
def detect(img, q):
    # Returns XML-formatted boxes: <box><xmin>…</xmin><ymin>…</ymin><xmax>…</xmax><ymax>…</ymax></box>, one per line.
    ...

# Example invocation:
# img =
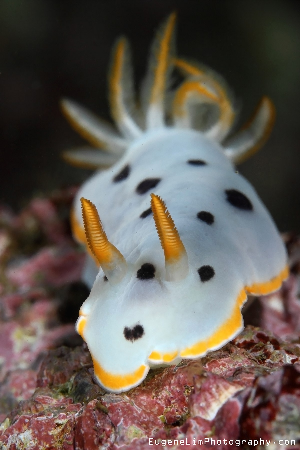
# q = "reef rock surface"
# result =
<box><xmin>0</xmin><ymin>189</ymin><xmax>299</xmax><ymax>450</ymax></box>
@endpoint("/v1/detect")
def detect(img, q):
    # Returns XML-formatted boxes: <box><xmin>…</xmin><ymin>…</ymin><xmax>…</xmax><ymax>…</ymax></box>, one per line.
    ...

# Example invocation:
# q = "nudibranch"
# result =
<box><xmin>61</xmin><ymin>13</ymin><xmax>288</xmax><ymax>393</ymax></box>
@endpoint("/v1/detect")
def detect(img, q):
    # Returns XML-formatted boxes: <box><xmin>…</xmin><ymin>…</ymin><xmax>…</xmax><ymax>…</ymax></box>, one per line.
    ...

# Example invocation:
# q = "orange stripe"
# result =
<box><xmin>246</xmin><ymin>265</ymin><xmax>289</xmax><ymax>295</ymax></box>
<box><xmin>233</xmin><ymin>97</ymin><xmax>276</xmax><ymax>164</ymax></box>
<box><xmin>173</xmin><ymin>80</ymin><xmax>219</xmax><ymax>118</ymax></box>
<box><xmin>71</xmin><ymin>207</ymin><xmax>100</xmax><ymax>267</ymax></box>
<box><xmin>173</xmin><ymin>58</ymin><xmax>205</xmax><ymax>77</ymax></box>
<box><xmin>149</xmin><ymin>350</ymin><xmax>178</xmax><ymax>363</ymax></box>
<box><xmin>76</xmin><ymin>316</ymin><xmax>87</xmax><ymax>338</ymax></box>
<box><xmin>180</xmin><ymin>289</ymin><xmax>246</xmax><ymax>358</ymax></box>
<box><xmin>150</xmin><ymin>12</ymin><xmax>176</xmax><ymax>105</ymax></box>
<box><xmin>71</xmin><ymin>207</ymin><xmax>86</xmax><ymax>244</ymax></box>
<box><xmin>60</xmin><ymin>100</ymin><xmax>106</xmax><ymax>149</ymax></box>
<box><xmin>62</xmin><ymin>152</ymin><xmax>99</xmax><ymax>170</ymax></box>
<box><xmin>93</xmin><ymin>358</ymin><xmax>148</xmax><ymax>392</ymax></box>
<box><xmin>109</xmin><ymin>38</ymin><xmax>125</xmax><ymax>121</ymax></box>
<box><xmin>173</xmin><ymin>58</ymin><xmax>235</xmax><ymax>130</ymax></box>
<box><xmin>180</xmin><ymin>265</ymin><xmax>289</xmax><ymax>358</ymax></box>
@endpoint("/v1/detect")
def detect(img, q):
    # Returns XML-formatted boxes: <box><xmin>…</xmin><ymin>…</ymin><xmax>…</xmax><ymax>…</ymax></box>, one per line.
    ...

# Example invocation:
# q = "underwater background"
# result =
<box><xmin>0</xmin><ymin>0</ymin><xmax>299</xmax><ymax>230</ymax></box>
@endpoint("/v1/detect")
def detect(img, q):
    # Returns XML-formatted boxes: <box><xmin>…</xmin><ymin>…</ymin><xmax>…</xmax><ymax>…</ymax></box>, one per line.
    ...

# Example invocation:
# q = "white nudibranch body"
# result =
<box><xmin>62</xmin><ymin>13</ymin><xmax>288</xmax><ymax>393</ymax></box>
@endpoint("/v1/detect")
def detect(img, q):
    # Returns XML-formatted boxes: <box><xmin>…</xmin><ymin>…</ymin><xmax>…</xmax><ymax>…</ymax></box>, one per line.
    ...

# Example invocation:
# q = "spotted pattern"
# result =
<box><xmin>137</xmin><ymin>263</ymin><xmax>156</xmax><ymax>280</ymax></box>
<box><xmin>140</xmin><ymin>208</ymin><xmax>152</xmax><ymax>219</ymax></box>
<box><xmin>225</xmin><ymin>189</ymin><xmax>253</xmax><ymax>211</ymax></box>
<box><xmin>197</xmin><ymin>211</ymin><xmax>214</xmax><ymax>225</ymax></box>
<box><xmin>187</xmin><ymin>159</ymin><xmax>207</xmax><ymax>166</ymax></box>
<box><xmin>136</xmin><ymin>178</ymin><xmax>161</xmax><ymax>195</ymax></box>
<box><xmin>113</xmin><ymin>164</ymin><xmax>130</xmax><ymax>182</ymax></box>
<box><xmin>124</xmin><ymin>324</ymin><xmax>144</xmax><ymax>342</ymax></box>
<box><xmin>198</xmin><ymin>265</ymin><xmax>215</xmax><ymax>282</ymax></box>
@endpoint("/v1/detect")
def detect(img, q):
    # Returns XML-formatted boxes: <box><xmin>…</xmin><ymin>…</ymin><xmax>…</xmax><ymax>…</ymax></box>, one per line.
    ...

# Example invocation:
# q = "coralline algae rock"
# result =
<box><xmin>0</xmin><ymin>189</ymin><xmax>300</xmax><ymax>449</ymax></box>
<box><xmin>0</xmin><ymin>188</ymin><xmax>85</xmax><ymax>424</ymax></box>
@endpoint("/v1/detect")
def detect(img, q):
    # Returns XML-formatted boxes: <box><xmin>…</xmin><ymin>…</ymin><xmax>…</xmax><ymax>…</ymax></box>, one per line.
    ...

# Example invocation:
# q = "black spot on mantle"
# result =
<box><xmin>136</xmin><ymin>178</ymin><xmax>161</xmax><ymax>195</ymax></box>
<box><xmin>124</xmin><ymin>324</ymin><xmax>144</xmax><ymax>342</ymax></box>
<box><xmin>187</xmin><ymin>159</ymin><xmax>207</xmax><ymax>166</ymax></box>
<box><xmin>198</xmin><ymin>265</ymin><xmax>215</xmax><ymax>282</ymax></box>
<box><xmin>113</xmin><ymin>164</ymin><xmax>130</xmax><ymax>182</ymax></box>
<box><xmin>197</xmin><ymin>211</ymin><xmax>214</xmax><ymax>225</ymax></box>
<box><xmin>140</xmin><ymin>208</ymin><xmax>152</xmax><ymax>219</ymax></box>
<box><xmin>225</xmin><ymin>189</ymin><xmax>253</xmax><ymax>211</ymax></box>
<box><xmin>137</xmin><ymin>263</ymin><xmax>155</xmax><ymax>280</ymax></box>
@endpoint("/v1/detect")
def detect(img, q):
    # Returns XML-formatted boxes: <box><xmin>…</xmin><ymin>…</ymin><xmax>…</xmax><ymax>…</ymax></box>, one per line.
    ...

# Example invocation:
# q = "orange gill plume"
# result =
<box><xmin>172</xmin><ymin>58</ymin><xmax>235</xmax><ymax>142</ymax></box>
<box><xmin>109</xmin><ymin>37</ymin><xmax>142</xmax><ymax>139</ymax></box>
<box><xmin>145</xmin><ymin>12</ymin><xmax>177</xmax><ymax>129</ymax></box>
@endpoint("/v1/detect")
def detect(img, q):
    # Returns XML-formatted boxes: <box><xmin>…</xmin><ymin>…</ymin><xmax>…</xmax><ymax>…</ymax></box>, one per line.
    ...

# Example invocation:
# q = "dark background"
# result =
<box><xmin>0</xmin><ymin>0</ymin><xmax>299</xmax><ymax>231</ymax></box>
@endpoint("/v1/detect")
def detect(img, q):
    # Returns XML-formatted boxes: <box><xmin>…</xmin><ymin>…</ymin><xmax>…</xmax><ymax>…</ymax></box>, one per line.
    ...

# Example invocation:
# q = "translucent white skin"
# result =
<box><xmin>74</xmin><ymin>128</ymin><xmax>287</xmax><ymax>391</ymax></box>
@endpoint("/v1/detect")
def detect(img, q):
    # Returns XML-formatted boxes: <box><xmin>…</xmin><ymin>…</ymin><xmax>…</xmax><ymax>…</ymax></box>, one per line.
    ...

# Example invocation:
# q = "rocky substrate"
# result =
<box><xmin>0</xmin><ymin>189</ymin><xmax>299</xmax><ymax>450</ymax></box>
